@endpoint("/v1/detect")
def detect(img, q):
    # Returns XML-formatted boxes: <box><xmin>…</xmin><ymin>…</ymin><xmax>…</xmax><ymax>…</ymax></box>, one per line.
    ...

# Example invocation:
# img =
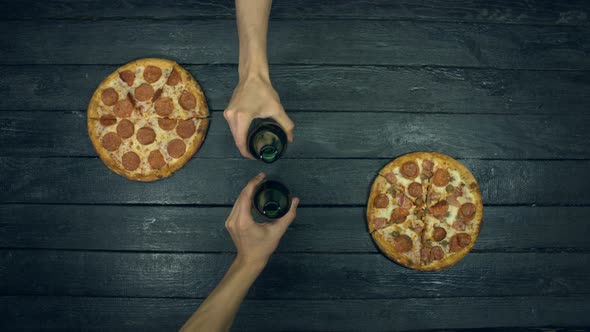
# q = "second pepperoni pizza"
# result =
<box><xmin>367</xmin><ymin>152</ymin><xmax>483</xmax><ymax>271</ymax></box>
<box><xmin>87</xmin><ymin>58</ymin><xmax>209</xmax><ymax>181</ymax></box>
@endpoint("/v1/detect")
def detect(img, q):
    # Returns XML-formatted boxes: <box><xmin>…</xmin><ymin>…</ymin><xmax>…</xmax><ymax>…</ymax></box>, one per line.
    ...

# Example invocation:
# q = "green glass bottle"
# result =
<box><xmin>247</xmin><ymin>121</ymin><xmax>288</xmax><ymax>163</ymax></box>
<box><xmin>253</xmin><ymin>180</ymin><xmax>291</xmax><ymax>220</ymax></box>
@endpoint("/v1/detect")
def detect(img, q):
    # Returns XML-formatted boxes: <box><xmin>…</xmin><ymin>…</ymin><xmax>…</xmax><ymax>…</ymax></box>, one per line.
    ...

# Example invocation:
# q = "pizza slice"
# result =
<box><xmin>418</xmin><ymin>153</ymin><xmax>483</xmax><ymax>270</ymax></box>
<box><xmin>87</xmin><ymin>58</ymin><xmax>174</xmax><ymax>120</ymax></box>
<box><xmin>367</xmin><ymin>176</ymin><xmax>422</xmax><ymax>233</ymax></box>
<box><xmin>150</xmin><ymin>64</ymin><xmax>209</xmax><ymax>119</ymax></box>
<box><xmin>378</xmin><ymin>153</ymin><xmax>432</xmax><ymax>208</ymax></box>
<box><xmin>367</xmin><ymin>175</ymin><xmax>426</xmax><ymax>268</ymax></box>
<box><xmin>425</xmin><ymin>153</ymin><xmax>482</xmax><ymax>233</ymax></box>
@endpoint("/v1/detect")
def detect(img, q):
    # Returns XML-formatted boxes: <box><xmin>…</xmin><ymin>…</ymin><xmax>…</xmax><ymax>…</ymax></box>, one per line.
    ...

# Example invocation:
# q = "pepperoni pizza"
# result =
<box><xmin>87</xmin><ymin>58</ymin><xmax>209</xmax><ymax>181</ymax></box>
<box><xmin>367</xmin><ymin>152</ymin><xmax>483</xmax><ymax>271</ymax></box>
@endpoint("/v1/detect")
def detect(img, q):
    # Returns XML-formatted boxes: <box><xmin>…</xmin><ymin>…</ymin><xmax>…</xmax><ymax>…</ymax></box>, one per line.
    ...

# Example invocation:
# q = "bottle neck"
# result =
<box><xmin>248</xmin><ymin>122</ymin><xmax>287</xmax><ymax>163</ymax></box>
<box><xmin>253</xmin><ymin>131</ymin><xmax>283</xmax><ymax>163</ymax></box>
<box><xmin>253</xmin><ymin>180</ymin><xmax>291</xmax><ymax>220</ymax></box>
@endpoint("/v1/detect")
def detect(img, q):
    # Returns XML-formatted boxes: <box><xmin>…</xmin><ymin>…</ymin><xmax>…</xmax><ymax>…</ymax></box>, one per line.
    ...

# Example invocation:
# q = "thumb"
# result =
<box><xmin>270</xmin><ymin>197</ymin><xmax>300</xmax><ymax>234</ymax></box>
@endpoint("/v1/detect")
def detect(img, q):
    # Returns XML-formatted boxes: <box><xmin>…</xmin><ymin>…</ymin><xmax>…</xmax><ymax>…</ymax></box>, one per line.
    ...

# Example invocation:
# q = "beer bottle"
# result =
<box><xmin>247</xmin><ymin>120</ymin><xmax>288</xmax><ymax>163</ymax></box>
<box><xmin>252</xmin><ymin>180</ymin><xmax>291</xmax><ymax>219</ymax></box>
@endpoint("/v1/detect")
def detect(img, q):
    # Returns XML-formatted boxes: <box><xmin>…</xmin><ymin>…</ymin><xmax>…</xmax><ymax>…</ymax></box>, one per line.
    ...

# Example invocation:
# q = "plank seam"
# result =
<box><xmin>1</xmin><ymin>202</ymin><xmax>589</xmax><ymax>207</ymax></box>
<box><xmin>1</xmin><ymin>248</ymin><xmax>589</xmax><ymax>254</ymax></box>
<box><xmin>0</xmin><ymin>293</ymin><xmax>588</xmax><ymax>301</ymax></box>
<box><xmin>7</xmin><ymin>109</ymin><xmax>590</xmax><ymax>116</ymax></box>
<box><xmin>1</xmin><ymin>63</ymin><xmax>590</xmax><ymax>72</ymax></box>
<box><xmin>0</xmin><ymin>16</ymin><xmax>588</xmax><ymax>28</ymax></box>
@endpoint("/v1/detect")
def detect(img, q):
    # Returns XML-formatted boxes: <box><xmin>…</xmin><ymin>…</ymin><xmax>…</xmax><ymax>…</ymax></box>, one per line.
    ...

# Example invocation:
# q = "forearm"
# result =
<box><xmin>180</xmin><ymin>257</ymin><xmax>265</xmax><ymax>332</ymax></box>
<box><xmin>236</xmin><ymin>0</ymin><xmax>272</xmax><ymax>80</ymax></box>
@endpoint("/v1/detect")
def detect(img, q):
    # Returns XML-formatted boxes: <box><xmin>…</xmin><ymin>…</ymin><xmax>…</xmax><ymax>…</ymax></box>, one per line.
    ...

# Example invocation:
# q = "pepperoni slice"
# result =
<box><xmin>176</xmin><ymin>119</ymin><xmax>196</xmax><ymax>138</ymax></box>
<box><xmin>391</xmin><ymin>207</ymin><xmax>409</xmax><ymax>224</ymax></box>
<box><xmin>127</xmin><ymin>92</ymin><xmax>137</xmax><ymax>108</ymax></box>
<box><xmin>420</xmin><ymin>247</ymin><xmax>432</xmax><ymax>264</ymax></box>
<box><xmin>400</xmin><ymin>161</ymin><xmax>419</xmax><ymax>179</ymax></box>
<box><xmin>432</xmin><ymin>226</ymin><xmax>447</xmax><ymax>241</ymax></box>
<box><xmin>155</xmin><ymin>97</ymin><xmax>174</xmax><ymax>117</ymax></box>
<box><xmin>393</xmin><ymin>234</ymin><xmax>412</xmax><ymax>253</ymax></box>
<box><xmin>158</xmin><ymin>118</ymin><xmax>177</xmax><ymax>131</ymax></box>
<box><xmin>432</xmin><ymin>168</ymin><xmax>451</xmax><ymax>187</ymax></box>
<box><xmin>429</xmin><ymin>200</ymin><xmax>449</xmax><ymax>218</ymax></box>
<box><xmin>116</xmin><ymin>119</ymin><xmax>135</xmax><ymax>139</ymax></box>
<box><xmin>113</xmin><ymin>99</ymin><xmax>134</xmax><ymax>118</ymax></box>
<box><xmin>459</xmin><ymin>203</ymin><xmax>476</xmax><ymax>222</ymax></box>
<box><xmin>101</xmin><ymin>132</ymin><xmax>121</xmax><ymax>151</ymax></box>
<box><xmin>422</xmin><ymin>159</ymin><xmax>434</xmax><ymax>171</ymax></box>
<box><xmin>373</xmin><ymin>217</ymin><xmax>389</xmax><ymax>230</ymax></box>
<box><xmin>99</xmin><ymin>114</ymin><xmax>117</xmax><ymax>127</ymax></box>
<box><xmin>179</xmin><ymin>91</ymin><xmax>196</xmax><ymax>110</ymax></box>
<box><xmin>374</xmin><ymin>194</ymin><xmax>389</xmax><ymax>208</ymax></box>
<box><xmin>135</xmin><ymin>83</ymin><xmax>154</xmax><ymax>102</ymax></box>
<box><xmin>453</xmin><ymin>219</ymin><xmax>466</xmax><ymax>231</ymax></box>
<box><xmin>167</xmin><ymin>139</ymin><xmax>186</xmax><ymax>159</ymax></box>
<box><xmin>409</xmin><ymin>220</ymin><xmax>424</xmax><ymax>235</ymax></box>
<box><xmin>143</xmin><ymin>66</ymin><xmax>162</xmax><ymax>83</ymax></box>
<box><xmin>450</xmin><ymin>233</ymin><xmax>471</xmax><ymax>252</ymax></box>
<box><xmin>101</xmin><ymin>88</ymin><xmax>118</xmax><ymax>106</ymax></box>
<box><xmin>122</xmin><ymin>151</ymin><xmax>140</xmax><ymax>171</ymax></box>
<box><xmin>167</xmin><ymin>69</ymin><xmax>182</xmax><ymax>86</ymax></box>
<box><xmin>397</xmin><ymin>193</ymin><xmax>413</xmax><ymax>209</ymax></box>
<box><xmin>119</xmin><ymin>70</ymin><xmax>135</xmax><ymax>86</ymax></box>
<box><xmin>457</xmin><ymin>233</ymin><xmax>471</xmax><ymax>246</ymax></box>
<box><xmin>152</xmin><ymin>89</ymin><xmax>163</xmax><ymax>103</ymax></box>
<box><xmin>137</xmin><ymin>127</ymin><xmax>156</xmax><ymax>145</ymax></box>
<box><xmin>431</xmin><ymin>246</ymin><xmax>445</xmax><ymax>260</ymax></box>
<box><xmin>428</xmin><ymin>191</ymin><xmax>441</xmax><ymax>203</ymax></box>
<box><xmin>408</xmin><ymin>182</ymin><xmax>422</xmax><ymax>197</ymax></box>
<box><xmin>384</xmin><ymin>172</ymin><xmax>396</xmax><ymax>184</ymax></box>
<box><xmin>148</xmin><ymin>150</ymin><xmax>167</xmax><ymax>169</ymax></box>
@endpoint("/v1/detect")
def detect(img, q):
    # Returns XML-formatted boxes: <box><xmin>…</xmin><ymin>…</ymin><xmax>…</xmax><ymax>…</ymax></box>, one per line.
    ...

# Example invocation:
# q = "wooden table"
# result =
<box><xmin>1</xmin><ymin>0</ymin><xmax>589</xmax><ymax>330</ymax></box>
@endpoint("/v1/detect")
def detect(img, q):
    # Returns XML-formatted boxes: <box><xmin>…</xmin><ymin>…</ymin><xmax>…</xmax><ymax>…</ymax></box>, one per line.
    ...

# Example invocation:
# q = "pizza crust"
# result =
<box><xmin>372</xmin><ymin>230</ymin><xmax>419</xmax><ymax>270</ymax></box>
<box><xmin>366</xmin><ymin>175</ymin><xmax>392</xmax><ymax>233</ymax></box>
<box><xmin>378</xmin><ymin>151</ymin><xmax>430</xmax><ymax>177</ymax></box>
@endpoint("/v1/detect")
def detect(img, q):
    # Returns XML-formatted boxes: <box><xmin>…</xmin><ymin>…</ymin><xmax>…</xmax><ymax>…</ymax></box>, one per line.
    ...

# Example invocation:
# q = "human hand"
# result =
<box><xmin>223</xmin><ymin>76</ymin><xmax>295</xmax><ymax>159</ymax></box>
<box><xmin>225</xmin><ymin>173</ymin><xmax>300</xmax><ymax>267</ymax></box>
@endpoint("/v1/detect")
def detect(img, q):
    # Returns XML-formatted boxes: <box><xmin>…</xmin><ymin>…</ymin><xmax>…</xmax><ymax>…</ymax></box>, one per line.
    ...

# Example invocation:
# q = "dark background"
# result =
<box><xmin>1</xmin><ymin>0</ymin><xmax>590</xmax><ymax>331</ymax></box>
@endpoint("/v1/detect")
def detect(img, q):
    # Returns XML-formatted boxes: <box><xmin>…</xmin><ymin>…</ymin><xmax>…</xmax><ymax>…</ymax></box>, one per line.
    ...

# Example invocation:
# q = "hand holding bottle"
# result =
<box><xmin>223</xmin><ymin>76</ymin><xmax>294</xmax><ymax>159</ymax></box>
<box><xmin>225</xmin><ymin>173</ymin><xmax>300</xmax><ymax>266</ymax></box>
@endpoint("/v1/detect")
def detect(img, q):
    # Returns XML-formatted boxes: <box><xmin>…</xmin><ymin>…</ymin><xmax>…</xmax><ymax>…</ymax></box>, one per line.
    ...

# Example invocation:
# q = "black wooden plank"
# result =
<box><xmin>0</xmin><ymin>158</ymin><xmax>587</xmax><ymax>205</ymax></box>
<box><xmin>2</xmin><ymin>111</ymin><xmax>589</xmax><ymax>159</ymax></box>
<box><xmin>2</xmin><ymin>20</ymin><xmax>590</xmax><ymax>69</ymax></box>
<box><xmin>0</xmin><ymin>250</ymin><xmax>588</xmax><ymax>299</ymax></box>
<box><xmin>1</xmin><ymin>296</ymin><xmax>589</xmax><ymax>332</ymax></box>
<box><xmin>2</xmin><ymin>65</ymin><xmax>589</xmax><ymax>114</ymax></box>
<box><xmin>1</xmin><ymin>0</ymin><xmax>589</xmax><ymax>26</ymax></box>
<box><xmin>1</xmin><ymin>205</ymin><xmax>588</xmax><ymax>253</ymax></box>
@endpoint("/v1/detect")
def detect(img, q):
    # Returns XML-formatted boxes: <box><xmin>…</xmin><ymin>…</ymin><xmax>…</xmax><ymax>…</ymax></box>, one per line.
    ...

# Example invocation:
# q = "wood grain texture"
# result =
<box><xmin>2</xmin><ymin>20</ymin><xmax>589</xmax><ymax>68</ymax></box>
<box><xmin>2</xmin><ymin>111</ymin><xmax>590</xmax><ymax>159</ymax></box>
<box><xmin>1</xmin><ymin>296</ymin><xmax>588</xmax><ymax>331</ymax></box>
<box><xmin>1</xmin><ymin>205</ymin><xmax>588</xmax><ymax>253</ymax></box>
<box><xmin>0</xmin><ymin>250</ymin><xmax>588</xmax><ymax>299</ymax></box>
<box><xmin>1</xmin><ymin>0</ymin><xmax>589</xmax><ymax>25</ymax></box>
<box><xmin>2</xmin><ymin>65</ymin><xmax>589</xmax><ymax>114</ymax></box>
<box><xmin>0</xmin><ymin>158</ymin><xmax>587</xmax><ymax>205</ymax></box>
